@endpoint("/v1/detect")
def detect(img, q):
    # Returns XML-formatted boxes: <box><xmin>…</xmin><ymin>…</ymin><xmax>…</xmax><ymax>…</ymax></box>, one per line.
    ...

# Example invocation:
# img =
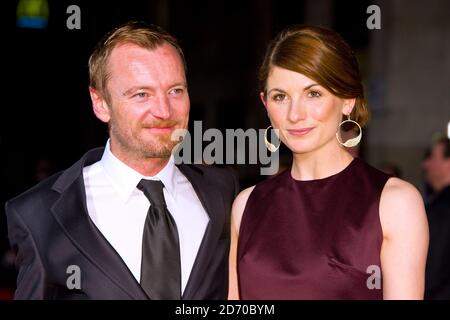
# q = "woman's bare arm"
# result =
<box><xmin>228</xmin><ymin>186</ymin><xmax>255</xmax><ymax>300</ymax></box>
<box><xmin>380</xmin><ymin>177</ymin><xmax>429</xmax><ymax>299</ymax></box>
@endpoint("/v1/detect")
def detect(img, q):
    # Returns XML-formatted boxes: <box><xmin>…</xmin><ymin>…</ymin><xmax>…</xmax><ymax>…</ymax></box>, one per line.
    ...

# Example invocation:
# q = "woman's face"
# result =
<box><xmin>262</xmin><ymin>66</ymin><xmax>355</xmax><ymax>155</ymax></box>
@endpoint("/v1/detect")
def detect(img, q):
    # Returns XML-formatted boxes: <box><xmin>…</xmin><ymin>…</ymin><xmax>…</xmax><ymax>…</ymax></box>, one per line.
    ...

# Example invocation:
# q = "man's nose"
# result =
<box><xmin>152</xmin><ymin>94</ymin><xmax>171</xmax><ymax>119</ymax></box>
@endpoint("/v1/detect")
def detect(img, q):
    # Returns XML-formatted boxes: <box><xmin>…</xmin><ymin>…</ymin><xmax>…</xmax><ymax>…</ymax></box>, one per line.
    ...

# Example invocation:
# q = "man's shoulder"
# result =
<box><xmin>192</xmin><ymin>163</ymin><xmax>234</xmax><ymax>175</ymax></box>
<box><xmin>5</xmin><ymin>170</ymin><xmax>64</xmax><ymax>223</ymax></box>
<box><xmin>183</xmin><ymin>163</ymin><xmax>237</xmax><ymax>181</ymax></box>
<box><xmin>178</xmin><ymin>163</ymin><xmax>239</xmax><ymax>195</ymax></box>
<box><xmin>5</xmin><ymin>147</ymin><xmax>104</xmax><ymax>219</ymax></box>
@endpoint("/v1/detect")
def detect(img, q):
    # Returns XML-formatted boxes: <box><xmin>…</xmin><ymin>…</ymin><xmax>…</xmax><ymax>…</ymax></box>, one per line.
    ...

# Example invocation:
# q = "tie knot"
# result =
<box><xmin>137</xmin><ymin>179</ymin><xmax>166</xmax><ymax>208</ymax></box>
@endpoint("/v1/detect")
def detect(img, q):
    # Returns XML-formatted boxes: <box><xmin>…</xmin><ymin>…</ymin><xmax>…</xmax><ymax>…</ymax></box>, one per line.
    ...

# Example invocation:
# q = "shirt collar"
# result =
<box><xmin>100</xmin><ymin>140</ymin><xmax>177</xmax><ymax>202</ymax></box>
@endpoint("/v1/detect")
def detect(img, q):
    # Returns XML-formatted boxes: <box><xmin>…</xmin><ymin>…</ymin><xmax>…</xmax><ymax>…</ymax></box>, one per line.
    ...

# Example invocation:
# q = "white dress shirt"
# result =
<box><xmin>83</xmin><ymin>140</ymin><xmax>209</xmax><ymax>293</ymax></box>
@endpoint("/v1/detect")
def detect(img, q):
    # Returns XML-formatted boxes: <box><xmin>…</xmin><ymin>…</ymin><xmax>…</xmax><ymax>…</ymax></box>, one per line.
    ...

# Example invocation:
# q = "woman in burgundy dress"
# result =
<box><xmin>228</xmin><ymin>25</ymin><xmax>429</xmax><ymax>299</ymax></box>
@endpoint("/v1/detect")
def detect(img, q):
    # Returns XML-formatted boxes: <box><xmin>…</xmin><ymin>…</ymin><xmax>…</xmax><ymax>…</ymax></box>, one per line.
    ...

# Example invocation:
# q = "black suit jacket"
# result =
<box><xmin>5</xmin><ymin>148</ymin><xmax>239</xmax><ymax>300</ymax></box>
<box><xmin>425</xmin><ymin>185</ymin><xmax>450</xmax><ymax>299</ymax></box>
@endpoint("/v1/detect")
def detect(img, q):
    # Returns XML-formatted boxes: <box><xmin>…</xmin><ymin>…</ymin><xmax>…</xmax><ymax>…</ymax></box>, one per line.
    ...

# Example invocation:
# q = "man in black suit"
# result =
<box><xmin>423</xmin><ymin>136</ymin><xmax>450</xmax><ymax>299</ymax></box>
<box><xmin>5</xmin><ymin>22</ymin><xmax>238</xmax><ymax>299</ymax></box>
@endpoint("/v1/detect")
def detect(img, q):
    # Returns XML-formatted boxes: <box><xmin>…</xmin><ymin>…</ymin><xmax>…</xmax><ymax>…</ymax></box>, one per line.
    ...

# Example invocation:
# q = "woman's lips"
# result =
<box><xmin>287</xmin><ymin>127</ymin><xmax>315</xmax><ymax>136</ymax></box>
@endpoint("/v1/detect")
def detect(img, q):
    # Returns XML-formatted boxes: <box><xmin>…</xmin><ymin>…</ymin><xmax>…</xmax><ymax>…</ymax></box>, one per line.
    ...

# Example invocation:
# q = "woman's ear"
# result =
<box><xmin>89</xmin><ymin>87</ymin><xmax>111</xmax><ymax>123</ymax></box>
<box><xmin>260</xmin><ymin>92</ymin><xmax>268</xmax><ymax>110</ymax></box>
<box><xmin>342</xmin><ymin>98</ymin><xmax>357</xmax><ymax>116</ymax></box>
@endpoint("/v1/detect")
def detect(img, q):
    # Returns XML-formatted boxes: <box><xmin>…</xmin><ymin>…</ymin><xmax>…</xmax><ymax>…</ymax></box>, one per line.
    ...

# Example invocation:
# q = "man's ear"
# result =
<box><xmin>89</xmin><ymin>87</ymin><xmax>111</xmax><ymax>123</ymax></box>
<box><xmin>342</xmin><ymin>98</ymin><xmax>357</xmax><ymax>116</ymax></box>
<box><xmin>260</xmin><ymin>92</ymin><xmax>268</xmax><ymax>110</ymax></box>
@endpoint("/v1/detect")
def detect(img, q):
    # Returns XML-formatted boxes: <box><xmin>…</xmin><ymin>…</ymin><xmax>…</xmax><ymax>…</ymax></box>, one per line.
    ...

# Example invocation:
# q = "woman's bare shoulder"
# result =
<box><xmin>230</xmin><ymin>186</ymin><xmax>256</xmax><ymax>234</ymax></box>
<box><xmin>379</xmin><ymin>177</ymin><xmax>427</xmax><ymax>238</ymax></box>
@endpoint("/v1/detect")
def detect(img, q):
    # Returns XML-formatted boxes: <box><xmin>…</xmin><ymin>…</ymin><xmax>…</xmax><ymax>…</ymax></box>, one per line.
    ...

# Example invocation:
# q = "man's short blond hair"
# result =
<box><xmin>88</xmin><ymin>21</ymin><xmax>186</xmax><ymax>103</ymax></box>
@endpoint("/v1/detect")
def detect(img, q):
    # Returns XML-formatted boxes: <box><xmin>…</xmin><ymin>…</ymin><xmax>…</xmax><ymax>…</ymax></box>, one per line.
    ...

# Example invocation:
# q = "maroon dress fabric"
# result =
<box><xmin>237</xmin><ymin>158</ymin><xmax>391</xmax><ymax>299</ymax></box>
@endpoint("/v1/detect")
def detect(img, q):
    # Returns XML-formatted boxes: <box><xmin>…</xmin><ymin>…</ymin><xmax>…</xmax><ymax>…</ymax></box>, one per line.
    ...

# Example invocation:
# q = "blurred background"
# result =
<box><xmin>2</xmin><ymin>0</ymin><xmax>450</xmax><ymax>298</ymax></box>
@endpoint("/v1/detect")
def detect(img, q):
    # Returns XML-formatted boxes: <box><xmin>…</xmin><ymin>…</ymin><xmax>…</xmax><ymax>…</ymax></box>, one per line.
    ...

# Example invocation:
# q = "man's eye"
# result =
<box><xmin>134</xmin><ymin>92</ymin><xmax>148</xmax><ymax>98</ymax></box>
<box><xmin>308</xmin><ymin>90</ymin><xmax>321</xmax><ymax>98</ymax></box>
<box><xmin>132</xmin><ymin>92</ymin><xmax>149</xmax><ymax>100</ymax></box>
<box><xmin>169</xmin><ymin>88</ymin><xmax>184</xmax><ymax>96</ymax></box>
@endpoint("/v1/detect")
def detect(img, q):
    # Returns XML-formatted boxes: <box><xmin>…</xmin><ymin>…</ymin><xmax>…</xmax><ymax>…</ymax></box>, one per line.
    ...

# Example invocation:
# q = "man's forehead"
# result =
<box><xmin>108</xmin><ymin>44</ymin><xmax>183</xmax><ymax>73</ymax></box>
<box><xmin>107</xmin><ymin>44</ymin><xmax>184</xmax><ymax>78</ymax></box>
<box><xmin>110</xmin><ymin>42</ymin><xmax>179</xmax><ymax>60</ymax></box>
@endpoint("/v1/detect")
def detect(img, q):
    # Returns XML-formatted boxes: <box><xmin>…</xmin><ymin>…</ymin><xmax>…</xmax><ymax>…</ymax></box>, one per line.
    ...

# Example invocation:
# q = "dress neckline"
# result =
<box><xmin>288</xmin><ymin>157</ymin><xmax>358</xmax><ymax>184</ymax></box>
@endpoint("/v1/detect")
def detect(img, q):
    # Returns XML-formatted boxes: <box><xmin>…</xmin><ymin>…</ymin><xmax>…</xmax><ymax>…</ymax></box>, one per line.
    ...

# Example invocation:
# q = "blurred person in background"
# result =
<box><xmin>380</xmin><ymin>162</ymin><xmax>402</xmax><ymax>178</ymax></box>
<box><xmin>423</xmin><ymin>136</ymin><xmax>450</xmax><ymax>299</ymax></box>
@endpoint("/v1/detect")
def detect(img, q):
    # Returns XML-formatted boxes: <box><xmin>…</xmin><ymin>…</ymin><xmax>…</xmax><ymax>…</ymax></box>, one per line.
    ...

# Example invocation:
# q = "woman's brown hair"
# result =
<box><xmin>259</xmin><ymin>25</ymin><xmax>369</xmax><ymax>127</ymax></box>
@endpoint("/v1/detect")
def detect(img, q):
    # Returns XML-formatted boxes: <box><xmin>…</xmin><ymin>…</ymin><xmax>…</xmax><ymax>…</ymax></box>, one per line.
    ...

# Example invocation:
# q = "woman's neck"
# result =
<box><xmin>291</xmin><ymin>141</ymin><xmax>354</xmax><ymax>181</ymax></box>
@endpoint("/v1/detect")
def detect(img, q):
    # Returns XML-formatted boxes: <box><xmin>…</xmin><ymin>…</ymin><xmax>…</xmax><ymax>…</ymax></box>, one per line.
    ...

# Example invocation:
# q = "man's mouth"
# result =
<box><xmin>143</xmin><ymin>126</ymin><xmax>173</xmax><ymax>134</ymax></box>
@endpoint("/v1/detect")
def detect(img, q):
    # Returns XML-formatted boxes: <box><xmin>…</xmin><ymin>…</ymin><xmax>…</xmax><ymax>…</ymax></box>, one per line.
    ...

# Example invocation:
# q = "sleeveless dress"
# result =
<box><xmin>237</xmin><ymin>158</ymin><xmax>391</xmax><ymax>299</ymax></box>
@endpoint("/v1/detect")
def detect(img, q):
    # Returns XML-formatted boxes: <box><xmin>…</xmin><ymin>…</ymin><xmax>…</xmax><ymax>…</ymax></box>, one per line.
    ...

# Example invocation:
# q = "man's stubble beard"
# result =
<box><xmin>109</xmin><ymin>121</ymin><xmax>181</xmax><ymax>159</ymax></box>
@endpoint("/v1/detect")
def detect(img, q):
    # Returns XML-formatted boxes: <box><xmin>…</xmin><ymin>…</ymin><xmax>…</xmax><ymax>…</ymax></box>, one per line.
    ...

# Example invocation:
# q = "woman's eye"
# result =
<box><xmin>308</xmin><ymin>90</ymin><xmax>321</xmax><ymax>98</ymax></box>
<box><xmin>272</xmin><ymin>94</ymin><xmax>287</xmax><ymax>102</ymax></box>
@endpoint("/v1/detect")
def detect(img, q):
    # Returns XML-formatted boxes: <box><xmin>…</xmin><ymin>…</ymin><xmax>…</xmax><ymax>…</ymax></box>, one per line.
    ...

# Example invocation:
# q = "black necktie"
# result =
<box><xmin>137</xmin><ymin>179</ymin><xmax>181</xmax><ymax>299</ymax></box>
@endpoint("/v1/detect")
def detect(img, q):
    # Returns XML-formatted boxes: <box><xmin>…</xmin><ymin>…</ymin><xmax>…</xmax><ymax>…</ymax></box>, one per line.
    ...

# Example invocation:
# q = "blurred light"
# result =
<box><xmin>16</xmin><ymin>0</ymin><xmax>49</xmax><ymax>29</ymax></box>
<box><xmin>447</xmin><ymin>121</ymin><xmax>450</xmax><ymax>139</ymax></box>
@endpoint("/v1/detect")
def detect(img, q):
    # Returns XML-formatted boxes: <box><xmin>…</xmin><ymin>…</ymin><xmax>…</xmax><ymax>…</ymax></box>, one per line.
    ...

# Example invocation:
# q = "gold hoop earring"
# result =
<box><xmin>336</xmin><ymin>115</ymin><xmax>362</xmax><ymax>147</ymax></box>
<box><xmin>264</xmin><ymin>125</ymin><xmax>280</xmax><ymax>152</ymax></box>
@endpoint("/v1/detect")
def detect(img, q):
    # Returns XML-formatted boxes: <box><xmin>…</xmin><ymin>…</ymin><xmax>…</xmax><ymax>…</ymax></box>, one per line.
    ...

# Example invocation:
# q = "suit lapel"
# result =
<box><xmin>49</xmin><ymin>149</ymin><xmax>226</xmax><ymax>300</ymax></box>
<box><xmin>177</xmin><ymin>164</ymin><xmax>226</xmax><ymax>300</ymax></box>
<box><xmin>50</xmin><ymin>148</ymin><xmax>148</xmax><ymax>300</ymax></box>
